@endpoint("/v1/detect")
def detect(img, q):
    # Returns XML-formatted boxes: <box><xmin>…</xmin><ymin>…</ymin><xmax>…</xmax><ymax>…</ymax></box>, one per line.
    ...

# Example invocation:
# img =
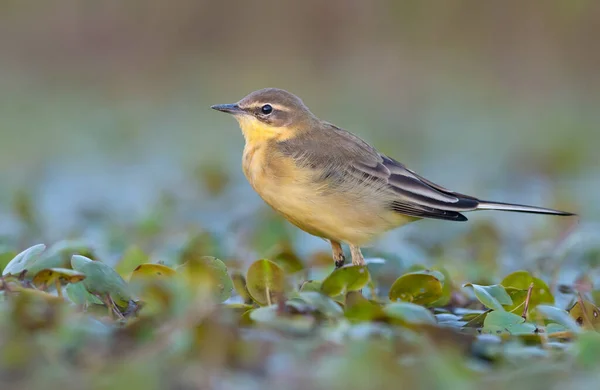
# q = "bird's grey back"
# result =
<box><xmin>276</xmin><ymin>123</ymin><xmax>480</xmax><ymax>221</ymax></box>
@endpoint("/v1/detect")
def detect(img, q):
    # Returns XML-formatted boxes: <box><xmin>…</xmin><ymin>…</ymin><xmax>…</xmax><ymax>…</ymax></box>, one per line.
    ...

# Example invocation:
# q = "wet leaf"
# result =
<box><xmin>463</xmin><ymin>284</ymin><xmax>512</xmax><ymax>311</ymax></box>
<box><xmin>321</xmin><ymin>265</ymin><xmax>370</xmax><ymax>297</ymax></box>
<box><xmin>568</xmin><ymin>299</ymin><xmax>600</xmax><ymax>331</ymax></box>
<box><xmin>116</xmin><ymin>246</ymin><xmax>149</xmax><ymax>277</ymax></box>
<box><xmin>536</xmin><ymin>305</ymin><xmax>581</xmax><ymax>333</ymax></box>
<box><xmin>246</xmin><ymin>259</ymin><xmax>285</xmax><ymax>306</ymax></box>
<box><xmin>2</xmin><ymin>244</ymin><xmax>46</xmax><ymax>276</ymax></box>
<box><xmin>482</xmin><ymin>311</ymin><xmax>537</xmax><ymax>335</ymax></box>
<box><xmin>389</xmin><ymin>272</ymin><xmax>443</xmax><ymax>306</ymax></box>
<box><xmin>384</xmin><ymin>302</ymin><xmax>437</xmax><ymax>325</ymax></box>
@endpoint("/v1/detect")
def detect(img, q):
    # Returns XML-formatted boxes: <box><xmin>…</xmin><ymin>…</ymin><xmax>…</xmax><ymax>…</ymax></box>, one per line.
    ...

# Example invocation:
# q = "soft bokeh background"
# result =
<box><xmin>1</xmin><ymin>1</ymin><xmax>598</xmax><ymax>270</ymax></box>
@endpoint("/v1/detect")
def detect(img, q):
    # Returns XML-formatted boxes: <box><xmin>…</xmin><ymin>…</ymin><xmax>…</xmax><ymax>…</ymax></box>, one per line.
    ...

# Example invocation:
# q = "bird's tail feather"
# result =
<box><xmin>476</xmin><ymin>200</ymin><xmax>575</xmax><ymax>216</ymax></box>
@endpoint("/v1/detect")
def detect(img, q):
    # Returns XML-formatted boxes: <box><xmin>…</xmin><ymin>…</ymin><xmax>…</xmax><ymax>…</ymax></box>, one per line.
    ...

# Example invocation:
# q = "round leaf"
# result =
<box><xmin>389</xmin><ymin>273</ymin><xmax>443</xmax><ymax>306</ymax></box>
<box><xmin>300</xmin><ymin>280</ymin><xmax>322</xmax><ymax>293</ymax></box>
<box><xmin>501</xmin><ymin>270</ymin><xmax>554</xmax><ymax>310</ymax></box>
<box><xmin>129</xmin><ymin>263</ymin><xmax>176</xmax><ymax>282</ymax></box>
<box><xmin>178</xmin><ymin>256</ymin><xmax>234</xmax><ymax>302</ymax></box>
<box><xmin>2</xmin><ymin>244</ymin><xmax>46</xmax><ymax>276</ymax></box>
<box><xmin>482</xmin><ymin>310</ymin><xmax>537</xmax><ymax>335</ymax></box>
<box><xmin>345</xmin><ymin>291</ymin><xmax>385</xmax><ymax>323</ymax></box>
<box><xmin>569</xmin><ymin>300</ymin><xmax>600</xmax><ymax>331</ymax></box>
<box><xmin>246</xmin><ymin>259</ymin><xmax>285</xmax><ymax>306</ymax></box>
<box><xmin>65</xmin><ymin>282</ymin><xmax>104</xmax><ymax>305</ymax></box>
<box><xmin>384</xmin><ymin>302</ymin><xmax>437</xmax><ymax>325</ymax></box>
<box><xmin>296</xmin><ymin>291</ymin><xmax>343</xmax><ymax>318</ymax></box>
<box><xmin>321</xmin><ymin>265</ymin><xmax>370</xmax><ymax>297</ymax></box>
<box><xmin>249</xmin><ymin>305</ymin><xmax>316</xmax><ymax>334</ymax></box>
<box><xmin>27</xmin><ymin>240</ymin><xmax>94</xmax><ymax>276</ymax></box>
<box><xmin>463</xmin><ymin>284</ymin><xmax>512</xmax><ymax>311</ymax></box>
<box><xmin>536</xmin><ymin>304</ymin><xmax>581</xmax><ymax>333</ymax></box>
<box><xmin>71</xmin><ymin>255</ymin><xmax>134</xmax><ymax>308</ymax></box>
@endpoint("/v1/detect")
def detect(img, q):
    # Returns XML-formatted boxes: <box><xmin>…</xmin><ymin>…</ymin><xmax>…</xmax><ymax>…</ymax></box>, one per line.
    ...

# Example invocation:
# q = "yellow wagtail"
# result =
<box><xmin>212</xmin><ymin>88</ymin><xmax>575</xmax><ymax>268</ymax></box>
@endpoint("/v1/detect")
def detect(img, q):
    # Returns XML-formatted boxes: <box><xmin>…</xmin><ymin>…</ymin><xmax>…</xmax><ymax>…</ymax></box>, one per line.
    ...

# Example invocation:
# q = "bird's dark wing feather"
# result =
<box><xmin>276</xmin><ymin>123</ymin><xmax>479</xmax><ymax>221</ymax></box>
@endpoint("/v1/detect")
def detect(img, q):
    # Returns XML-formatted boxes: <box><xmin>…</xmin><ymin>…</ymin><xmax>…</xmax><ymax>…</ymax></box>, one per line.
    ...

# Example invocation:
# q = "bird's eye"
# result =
<box><xmin>261</xmin><ymin>104</ymin><xmax>273</xmax><ymax>115</ymax></box>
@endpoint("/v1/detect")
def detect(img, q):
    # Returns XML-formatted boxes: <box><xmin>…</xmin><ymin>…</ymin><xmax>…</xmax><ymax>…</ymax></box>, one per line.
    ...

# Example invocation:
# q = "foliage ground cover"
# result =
<box><xmin>1</xmin><ymin>215</ymin><xmax>599</xmax><ymax>389</ymax></box>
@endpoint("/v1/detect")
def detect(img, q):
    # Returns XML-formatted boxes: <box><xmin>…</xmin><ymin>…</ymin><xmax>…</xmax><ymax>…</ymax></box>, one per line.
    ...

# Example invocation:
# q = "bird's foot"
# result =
<box><xmin>334</xmin><ymin>254</ymin><xmax>346</xmax><ymax>269</ymax></box>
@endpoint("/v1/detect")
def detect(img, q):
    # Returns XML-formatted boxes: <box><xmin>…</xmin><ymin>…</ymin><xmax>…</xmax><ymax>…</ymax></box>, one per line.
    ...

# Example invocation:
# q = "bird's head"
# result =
<box><xmin>211</xmin><ymin>88</ymin><xmax>315</xmax><ymax>143</ymax></box>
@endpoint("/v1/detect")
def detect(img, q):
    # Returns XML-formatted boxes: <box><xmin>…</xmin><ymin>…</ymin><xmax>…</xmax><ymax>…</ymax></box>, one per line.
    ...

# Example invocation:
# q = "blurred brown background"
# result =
<box><xmin>1</xmin><ymin>1</ymin><xmax>598</xmax><ymax>249</ymax></box>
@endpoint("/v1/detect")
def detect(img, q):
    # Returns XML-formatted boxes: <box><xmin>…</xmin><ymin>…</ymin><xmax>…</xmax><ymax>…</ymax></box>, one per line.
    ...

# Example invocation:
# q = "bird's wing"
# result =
<box><xmin>276</xmin><ymin>123</ymin><xmax>479</xmax><ymax>221</ymax></box>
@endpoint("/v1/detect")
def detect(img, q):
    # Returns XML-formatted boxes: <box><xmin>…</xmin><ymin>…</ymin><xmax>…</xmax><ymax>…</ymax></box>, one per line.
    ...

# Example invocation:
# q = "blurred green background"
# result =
<box><xmin>1</xmin><ymin>0</ymin><xmax>598</xmax><ymax>260</ymax></box>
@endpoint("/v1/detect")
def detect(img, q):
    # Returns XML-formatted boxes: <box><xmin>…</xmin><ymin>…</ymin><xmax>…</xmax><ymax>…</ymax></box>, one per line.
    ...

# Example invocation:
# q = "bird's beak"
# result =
<box><xmin>211</xmin><ymin>103</ymin><xmax>244</xmax><ymax>115</ymax></box>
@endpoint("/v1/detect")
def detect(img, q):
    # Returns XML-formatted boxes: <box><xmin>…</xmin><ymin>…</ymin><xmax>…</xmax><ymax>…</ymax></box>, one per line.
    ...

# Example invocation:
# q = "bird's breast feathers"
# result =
<box><xmin>242</xmin><ymin>141</ymin><xmax>414</xmax><ymax>245</ymax></box>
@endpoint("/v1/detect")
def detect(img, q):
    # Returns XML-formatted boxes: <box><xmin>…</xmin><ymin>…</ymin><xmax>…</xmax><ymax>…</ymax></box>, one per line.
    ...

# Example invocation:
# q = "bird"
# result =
<box><xmin>211</xmin><ymin>88</ymin><xmax>575</xmax><ymax>268</ymax></box>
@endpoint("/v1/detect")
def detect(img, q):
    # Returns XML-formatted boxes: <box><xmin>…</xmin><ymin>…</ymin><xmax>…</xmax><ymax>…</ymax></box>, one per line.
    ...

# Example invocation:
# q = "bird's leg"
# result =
<box><xmin>349</xmin><ymin>245</ymin><xmax>366</xmax><ymax>266</ymax></box>
<box><xmin>330</xmin><ymin>240</ymin><xmax>346</xmax><ymax>269</ymax></box>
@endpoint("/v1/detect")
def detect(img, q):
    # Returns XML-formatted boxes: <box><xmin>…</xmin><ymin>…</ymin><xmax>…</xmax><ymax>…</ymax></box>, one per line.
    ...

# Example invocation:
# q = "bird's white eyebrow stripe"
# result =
<box><xmin>243</xmin><ymin>103</ymin><xmax>292</xmax><ymax>112</ymax></box>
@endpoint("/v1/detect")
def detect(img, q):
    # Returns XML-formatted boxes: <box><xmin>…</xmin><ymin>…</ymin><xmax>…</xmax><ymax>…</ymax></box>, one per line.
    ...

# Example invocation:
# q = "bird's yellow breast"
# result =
<box><xmin>241</xmin><ymin>136</ymin><xmax>416</xmax><ymax>246</ymax></box>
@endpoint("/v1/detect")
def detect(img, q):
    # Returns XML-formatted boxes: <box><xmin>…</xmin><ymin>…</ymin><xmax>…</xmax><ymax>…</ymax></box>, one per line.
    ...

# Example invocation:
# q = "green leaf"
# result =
<box><xmin>201</xmin><ymin>257</ymin><xmax>233</xmax><ymax>302</ymax></box>
<box><xmin>536</xmin><ymin>305</ymin><xmax>581</xmax><ymax>333</ymax></box>
<box><xmin>501</xmin><ymin>270</ymin><xmax>554</xmax><ymax>313</ymax></box>
<box><xmin>430</xmin><ymin>267</ymin><xmax>453</xmax><ymax>307</ymax></box>
<box><xmin>344</xmin><ymin>291</ymin><xmax>385</xmax><ymax>323</ymax></box>
<box><xmin>249</xmin><ymin>305</ymin><xmax>316</xmax><ymax>334</ymax></box>
<box><xmin>71</xmin><ymin>254</ymin><xmax>94</xmax><ymax>268</ymax></box>
<box><xmin>71</xmin><ymin>255</ymin><xmax>134</xmax><ymax>308</ymax></box>
<box><xmin>115</xmin><ymin>246</ymin><xmax>149</xmax><ymax>277</ymax></box>
<box><xmin>231</xmin><ymin>271</ymin><xmax>253</xmax><ymax>304</ymax></box>
<box><xmin>2</xmin><ymin>244</ymin><xmax>46</xmax><ymax>276</ymax></box>
<box><xmin>389</xmin><ymin>272</ymin><xmax>443</xmax><ymax>306</ymax></box>
<box><xmin>575</xmin><ymin>332</ymin><xmax>600</xmax><ymax>368</ymax></box>
<box><xmin>295</xmin><ymin>291</ymin><xmax>343</xmax><ymax>318</ymax></box>
<box><xmin>178</xmin><ymin>256</ymin><xmax>234</xmax><ymax>303</ymax></box>
<box><xmin>246</xmin><ymin>259</ymin><xmax>286</xmax><ymax>306</ymax></box>
<box><xmin>463</xmin><ymin>283</ymin><xmax>512</xmax><ymax>311</ymax></box>
<box><xmin>482</xmin><ymin>310</ymin><xmax>537</xmax><ymax>335</ymax></box>
<box><xmin>65</xmin><ymin>282</ymin><xmax>104</xmax><ymax>305</ymax></box>
<box><xmin>321</xmin><ymin>265</ymin><xmax>370</xmax><ymax>297</ymax></box>
<box><xmin>384</xmin><ymin>302</ymin><xmax>437</xmax><ymax>325</ymax></box>
<box><xmin>299</xmin><ymin>280</ymin><xmax>322</xmax><ymax>293</ymax></box>
<box><xmin>27</xmin><ymin>240</ymin><xmax>95</xmax><ymax>276</ymax></box>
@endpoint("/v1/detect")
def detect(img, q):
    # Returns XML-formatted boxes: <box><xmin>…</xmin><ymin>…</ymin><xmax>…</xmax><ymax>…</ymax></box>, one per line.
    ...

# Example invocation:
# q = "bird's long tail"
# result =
<box><xmin>476</xmin><ymin>200</ymin><xmax>575</xmax><ymax>216</ymax></box>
